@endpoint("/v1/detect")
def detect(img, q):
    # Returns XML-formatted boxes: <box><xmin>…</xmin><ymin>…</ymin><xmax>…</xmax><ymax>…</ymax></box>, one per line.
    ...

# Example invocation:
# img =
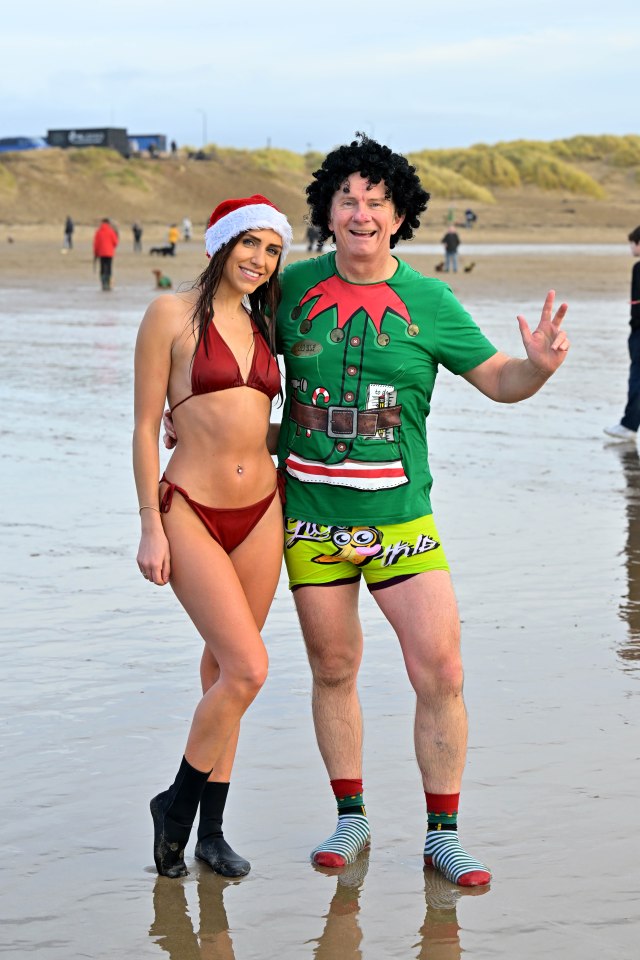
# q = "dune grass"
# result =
<box><xmin>104</xmin><ymin>166</ymin><xmax>149</xmax><ymax>191</ymax></box>
<box><xmin>0</xmin><ymin>164</ymin><xmax>17</xmax><ymax>192</ymax></box>
<box><xmin>550</xmin><ymin>134</ymin><xmax>640</xmax><ymax>167</ymax></box>
<box><xmin>409</xmin><ymin>139</ymin><xmax>606</xmax><ymax>198</ymax></box>
<box><xmin>68</xmin><ymin>147</ymin><xmax>123</xmax><ymax>170</ymax></box>
<box><xmin>409</xmin><ymin>157</ymin><xmax>495</xmax><ymax>202</ymax></box>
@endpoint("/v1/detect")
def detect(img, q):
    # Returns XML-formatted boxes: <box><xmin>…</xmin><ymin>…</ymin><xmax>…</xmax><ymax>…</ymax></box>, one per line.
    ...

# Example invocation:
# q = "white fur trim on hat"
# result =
<box><xmin>204</xmin><ymin>204</ymin><xmax>292</xmax><ymax>260</ymax></box>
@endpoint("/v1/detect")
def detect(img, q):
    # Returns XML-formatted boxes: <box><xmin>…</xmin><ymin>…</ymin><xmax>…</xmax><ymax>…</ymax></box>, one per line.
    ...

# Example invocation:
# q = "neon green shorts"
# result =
<box><xmin>283</xmin><ymin>514</ymin><xmax>449</xmax><ymax>591</ymax></box>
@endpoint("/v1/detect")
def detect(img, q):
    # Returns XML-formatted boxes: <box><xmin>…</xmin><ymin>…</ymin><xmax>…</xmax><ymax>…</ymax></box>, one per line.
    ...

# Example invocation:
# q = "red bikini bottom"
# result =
<box><xmin>159</xmin><ymin>474</ymin><xmax>278</xmax><ymax>554</ymax></box>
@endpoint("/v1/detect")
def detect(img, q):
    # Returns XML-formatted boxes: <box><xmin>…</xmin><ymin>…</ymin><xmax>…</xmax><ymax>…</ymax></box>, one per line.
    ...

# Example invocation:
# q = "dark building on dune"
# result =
<box><xmin>47</xmin><ymin>127</ymin><xmax>130</xmax><ymax>156</ymax></box>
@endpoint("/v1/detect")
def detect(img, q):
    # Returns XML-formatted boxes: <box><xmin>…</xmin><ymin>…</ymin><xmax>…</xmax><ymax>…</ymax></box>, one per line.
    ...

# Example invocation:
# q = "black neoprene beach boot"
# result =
<box><xmin>194</xmin><ymin>781</ymin><xmax>251</xmax><ymax>878</ymax></box>
<box><xmin>150</xmin><ymin>756</ymin><xmax>211</xmax><ymax>878</ymax></box>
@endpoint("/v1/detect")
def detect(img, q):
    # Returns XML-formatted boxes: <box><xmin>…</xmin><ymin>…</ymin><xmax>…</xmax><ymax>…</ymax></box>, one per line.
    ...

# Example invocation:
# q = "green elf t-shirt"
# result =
<box><xmin>276</xmin><ymin>252</ymin><xmax>497</xmax><ymax>526</ymax></box>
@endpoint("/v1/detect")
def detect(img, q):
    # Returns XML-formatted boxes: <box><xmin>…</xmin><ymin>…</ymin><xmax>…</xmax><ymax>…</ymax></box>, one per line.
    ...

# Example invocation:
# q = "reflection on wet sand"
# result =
<box><xmin>612</xmin><ymin>444</ymin><xmax>640</xmax><ymax>665</ymax></box>
<box><xmin>416</xmin><ymin>871</ymin><xmax>488</xmax><ymax>960</ymax></box>
<box><xmin>150</xmin><ymin>872</ymin><xmax>237</xmax><ymax>959</ymax></box>
<box><xmin>148</xmin><ymin>856</ymin><xmax>487</xmax><ymax>960</ymax></box>
<box><xmin>310</xmin><ymin>855</ymin><xmax>369</xmax><ymax>959</ymax></box>
<box><xmin>309</xmin><ymin>854</ymin><xmax>488</xmax><ymax>960</ymax></box>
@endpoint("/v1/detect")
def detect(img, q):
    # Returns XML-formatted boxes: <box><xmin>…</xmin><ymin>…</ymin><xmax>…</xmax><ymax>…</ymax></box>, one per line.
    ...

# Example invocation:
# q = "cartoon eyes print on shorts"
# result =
<box><xmin>332</xmin><ymin>530</ymin><xmax>353</xmax><ymax>547</ymax></box>
<box><xmin>331</xmin><ymin>528</ymin><xmax>382</xmax><ymax>552</ymax></box>
<box><xmin>351</xmin><ymin>529</ymin><xmax>379</xmax><ymax>547</ymax></box>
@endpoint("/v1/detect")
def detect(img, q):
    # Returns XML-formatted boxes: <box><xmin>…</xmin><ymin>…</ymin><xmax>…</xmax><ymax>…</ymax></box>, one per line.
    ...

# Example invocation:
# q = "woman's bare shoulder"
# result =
<box><xmin>139</xmin><ymin>288</ymin><xmax>196</xmax><ymax>335</ymax></box>
<box><xmin>145</xmin><ymin>289</ymin><xmax>195</xmax><ymax>317</ymax></box>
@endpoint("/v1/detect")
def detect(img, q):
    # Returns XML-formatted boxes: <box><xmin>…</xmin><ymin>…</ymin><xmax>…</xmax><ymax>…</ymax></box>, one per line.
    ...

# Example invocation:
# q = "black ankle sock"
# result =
<box><xmin>198</xmin><ymin>781</ymin><xmax>230</xmax><ymax>841</ymax></box>
<box><xmin>165</xmin><ymin>756</ymin><xmax>212</xmax><ymax>827</ymax></box>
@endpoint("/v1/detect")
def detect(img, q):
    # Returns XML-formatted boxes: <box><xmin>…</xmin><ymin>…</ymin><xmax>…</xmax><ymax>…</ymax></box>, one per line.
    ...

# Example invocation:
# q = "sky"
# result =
<box><xmin>2</xmin><ymin>1</ymin><xmax>638</xmax><ymax>154</ymax></box>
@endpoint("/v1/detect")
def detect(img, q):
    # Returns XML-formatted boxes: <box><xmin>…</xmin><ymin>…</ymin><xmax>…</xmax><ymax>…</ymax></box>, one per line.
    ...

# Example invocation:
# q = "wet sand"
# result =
<box><xmin>1</xmin><ymin>241</ymin><xmax>639</xmax><ymax>959</ymax></box>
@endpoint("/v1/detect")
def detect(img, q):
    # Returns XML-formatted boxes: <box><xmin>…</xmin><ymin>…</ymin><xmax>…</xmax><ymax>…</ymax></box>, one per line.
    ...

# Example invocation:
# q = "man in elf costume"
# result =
<box><xmin>277</xmin><ymin>134</ymin><xmax>570</xmax><ymax>886</ymax></box>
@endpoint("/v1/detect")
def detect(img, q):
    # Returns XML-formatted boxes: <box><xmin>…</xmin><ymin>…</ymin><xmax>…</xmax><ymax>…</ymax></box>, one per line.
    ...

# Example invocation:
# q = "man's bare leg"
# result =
<box><xmin>373</xmin><ymin>571</ymin><xmax>466</xmax><ymax>790</ymax></box>
<box><xmin>373</xmin><ymin>571</ymin><xmax>490</xmax><ymax>886</ymax></box>
<box><xmin>294</xmin><ymin>581</ymin><xmax>370</xmax><ymax>866</ymax></box>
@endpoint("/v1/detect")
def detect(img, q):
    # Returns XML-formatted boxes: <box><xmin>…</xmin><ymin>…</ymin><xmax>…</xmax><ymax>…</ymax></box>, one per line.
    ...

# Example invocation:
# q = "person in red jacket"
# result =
<box><xmin>93</xmin><ymin>218</ymin><xmax>119</xmax><ymax>291</ymax></box>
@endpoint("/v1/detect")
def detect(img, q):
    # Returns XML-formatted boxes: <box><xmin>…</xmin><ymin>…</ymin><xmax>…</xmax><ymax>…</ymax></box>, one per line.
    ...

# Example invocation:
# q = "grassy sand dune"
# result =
<box><xmin>0</xmin><ymin>135</ymin><xmax>639</xmax><ymax>244</ymax></box>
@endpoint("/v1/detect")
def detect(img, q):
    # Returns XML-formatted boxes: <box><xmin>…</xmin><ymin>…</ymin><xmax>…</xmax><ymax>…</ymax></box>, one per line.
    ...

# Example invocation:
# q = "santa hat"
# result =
<box><xmin>204</xmin><ymin>194</ymin><xmax>292</xmax><ymax>260</ymax></box>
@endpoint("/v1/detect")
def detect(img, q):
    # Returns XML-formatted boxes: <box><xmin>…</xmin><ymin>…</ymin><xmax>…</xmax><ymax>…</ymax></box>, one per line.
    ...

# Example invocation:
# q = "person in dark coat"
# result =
<box><xmin>64</xmin><ymin>215</ymin><xmax>74</xmax><ymax>250</ymax></box>
<box><xmin>604</xmin><ymin>226</ymin><xmax>640</xmax><ymax>441</ymax></box>
<box><xmin>441</xmin><ymin>225</ymin><xmax>461</xmax><ymax>273</ymax></box>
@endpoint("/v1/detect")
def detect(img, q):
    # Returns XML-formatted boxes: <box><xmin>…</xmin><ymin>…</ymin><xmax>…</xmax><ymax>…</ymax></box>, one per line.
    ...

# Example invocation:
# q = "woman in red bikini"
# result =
<box><xmin>133</xmin><ymin>195</ymin><xmax>292</xmax><ymax>879</ymax></box>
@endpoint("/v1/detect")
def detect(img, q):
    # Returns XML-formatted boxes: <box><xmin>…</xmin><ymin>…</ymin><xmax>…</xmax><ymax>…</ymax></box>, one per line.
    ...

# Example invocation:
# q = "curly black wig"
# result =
<box><xmin>306</xmin><ymin>133</ymin><xmax>429</xmax><ymax>249</ymax></box>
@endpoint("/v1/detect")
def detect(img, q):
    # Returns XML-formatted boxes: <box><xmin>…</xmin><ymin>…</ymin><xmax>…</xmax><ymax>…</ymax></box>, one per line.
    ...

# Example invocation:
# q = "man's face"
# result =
<box><xmin>631</xmin><ymin>241</ymin><xmax>640</xmax><ymax>258</ymax></box>
<box><xmin>328</xmin><ymin>172</ymin><xmax>404</xmax><ymax>262</ymax></box>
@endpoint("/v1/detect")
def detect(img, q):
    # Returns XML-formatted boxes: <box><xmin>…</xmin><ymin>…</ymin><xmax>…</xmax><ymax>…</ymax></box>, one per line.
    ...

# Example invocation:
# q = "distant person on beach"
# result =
<box><xmin>604</xmin><ymin>225</ymin><xmax>640</xmax><ymax>442</ymax></box>
<box><xmin>306</xmin><ymin>224</ymin><xmax>325</xmax><ymax>254</ymax></box>
<box><xmin>168</xmin><ymin>223</ymin><xmax>180</xmax><ymax>255</ymax></box>
<box><xmin>272</xmin><ymin>134</ymin><xmax>569</xmax><ymax>886</ymax></box>
<box><xmin>133</xmin><ymin>195</ymin><xmax>292</xmax><ymax>879</ymax></box>
<box><xmin>182</xmin><ymin>217</ymin><xmax>192</xmax><ymax>242</ymax></box>
<box><xmin>441</xmin><ymin>225</ymin><xmax>461</xmax><ymax>272</ymax></box>
<box><xmin>63</xmin><ymin>215</ymin><xmax>74</xmax><ymax>250</ymax></box>
<box><xmin>132</xmin><ymin>222</ymin><xmax>143</xmax><ymax>252</ymax></box>
<box><xmin>306</xmin><ymin>223</ymin><xmax>320</xmax><ymax>251</ymax></box>
<box><xmin>93</xmin><ymin>218</ymin><xmax>119</xmax><ymax>291</ymax></box>
<box><xmin>465</xmin><ymin>208</ymin><xmax>477</xmax><ymax>229</ymax></box>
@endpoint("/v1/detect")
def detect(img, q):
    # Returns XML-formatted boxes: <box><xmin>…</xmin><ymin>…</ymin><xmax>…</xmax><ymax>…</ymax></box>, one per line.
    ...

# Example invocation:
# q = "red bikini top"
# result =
<box><xmin>171</xmin><ymin>317</ymin><xmax>280</xmax><ymax>412</ymax></box>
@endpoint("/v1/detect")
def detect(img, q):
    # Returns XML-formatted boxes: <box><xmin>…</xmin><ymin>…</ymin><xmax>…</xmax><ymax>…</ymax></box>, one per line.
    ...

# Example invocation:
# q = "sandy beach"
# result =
<box><xmin>2</xmin><ymin>237</ymin><xmax>639</xmax><ymax>959</ymax></box>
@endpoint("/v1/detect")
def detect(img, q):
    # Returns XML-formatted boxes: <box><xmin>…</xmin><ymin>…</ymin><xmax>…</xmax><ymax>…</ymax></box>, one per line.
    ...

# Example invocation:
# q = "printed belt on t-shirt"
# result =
<box><xmin>289</xmin><ymin>396</ymin><xmax>402</xmax><ymax>439</ymax></box>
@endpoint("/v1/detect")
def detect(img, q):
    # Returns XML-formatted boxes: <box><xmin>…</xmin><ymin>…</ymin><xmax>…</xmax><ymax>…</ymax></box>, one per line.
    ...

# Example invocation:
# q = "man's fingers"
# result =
<box><xmin>552</xmin><ymin>302</ymin><xmax>569</xmax><ymax>329</ymax></box>
<box><xmin>517</xmin><ymin>314</ymin><xmax>532</xmax><ymax>342</ymax></box>
<box><xmin>537</xmin><ymin>289</ymin><xmax>555</xmax><ymax>324</ymax></box>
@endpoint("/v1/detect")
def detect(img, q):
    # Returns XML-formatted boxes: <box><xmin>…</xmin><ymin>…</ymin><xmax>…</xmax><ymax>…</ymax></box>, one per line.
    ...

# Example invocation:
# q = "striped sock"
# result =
<box><xmin>311</xmin><ymin>778</ymin><xmax>371</xmax><ymax>868</ymax></box>
<box><xmin>423</xmin><ymin>792</ymin><xmax>491</xmax><ymax>887</ymax></box>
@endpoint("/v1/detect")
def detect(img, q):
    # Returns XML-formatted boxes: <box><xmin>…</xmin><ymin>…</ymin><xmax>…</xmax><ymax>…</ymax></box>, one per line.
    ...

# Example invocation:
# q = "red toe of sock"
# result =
<box><xmin>314</xmin><ymin>852</ymin><xmax>346</xmax><ymax>868</ymax></box>
<box><xmin>457</xmin><ymin>870</ymin><xmax>491</xmax><ymax>887</ymax></box>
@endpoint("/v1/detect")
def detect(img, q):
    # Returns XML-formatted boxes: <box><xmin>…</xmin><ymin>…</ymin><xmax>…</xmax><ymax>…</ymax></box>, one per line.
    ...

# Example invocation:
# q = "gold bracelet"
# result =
<box><xmin>139</xmin><ymin>505</ymin><xmax>161</xmax><ymax>514</ymax></box>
